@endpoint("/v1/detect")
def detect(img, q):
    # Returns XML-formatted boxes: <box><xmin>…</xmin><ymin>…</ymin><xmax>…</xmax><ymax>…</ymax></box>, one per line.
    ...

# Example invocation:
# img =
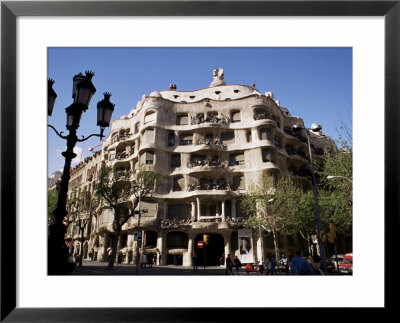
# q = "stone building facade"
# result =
<box><xmin>64</xmin><ymin>69</ymin><xmax>336</xmax><ymax>266</ymax></box>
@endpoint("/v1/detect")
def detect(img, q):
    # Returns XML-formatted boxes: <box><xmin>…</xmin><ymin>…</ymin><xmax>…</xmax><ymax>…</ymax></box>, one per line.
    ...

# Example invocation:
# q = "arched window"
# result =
<box><xmin>231</xmin><ymin>111</ymin><xmax>241</xmax><ymax>123</ymax></box>
<box><xmin>144</xmin><ymin>128</ymin><xmax>154</xmax><ymax>143</ymax></box>
<box><xmin>144</xmin><ymin>231</ymin><xmax>157</xmax><ymax>248</ymax></box>
<box><xmin>172</xmin><ymin>176</ymin><xmax>185</xmax><ymax>191</ymax></box>
<box><xmin>179</xmin><ymin>133</ymin><xmax>193</xmax><ymax>145</ymax></box>
<box><xmin>262</xmin><ymin>148</ymin><xmax>275</xmax><ymax>163</ymax></box>
<box><xmin>229</xmin><ymin>153</ymin><xmax>245</xmax><ymax>166</ymax></box>
<box><xmin>233</xmin><ymin>175</ymin><xmax>245</xmax><ymax>191</ymax></box>
<box><xmin>167</xmin><ymin>232</ymin><xmax>188</xmax><ymax>248</ymax></box>
<box><xmin>259</xmin><ymin>127</ymin><xmax>271</xmax><ymax>141</ymax></box>
<box><xmin>247</xmin><ymin>131</ymin><xmax>252</xmax><ymax>143</ymax></box>
<box><xmin>221</xmin><ymin>131</ymin><xmax>235</xmax><ymax>145</ymax></box>
<box><xmin>168</xmin><ymin>132</ymin><xmax>175</xmax><ymax>146</ymax></box>
<box><xmin>168</xmin><ymin>204</ymin><xmax>191</xmax><ymax>219</ymax></box>
<box><xmin>274</xmin><ymin>136</ymin><xmax>282</xmax><ymax>148</ymax></box>
<box><xmin>171</xmin><ymin>154</ymin><xmax>181</xmax><ymax>168</ymax></box>
<box><xmin>176</xmin><ymin>114</ymin><xmax>188</xmax><ymax>125</ymax></box>
<box><xmin>144</xmin><ymin>110</ymin><xmax>156</xmax><ymax>124</ymax></box>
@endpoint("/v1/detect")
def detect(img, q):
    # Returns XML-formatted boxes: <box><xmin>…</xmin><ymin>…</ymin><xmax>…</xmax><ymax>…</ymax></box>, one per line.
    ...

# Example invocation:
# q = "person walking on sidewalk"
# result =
<box><xmin>142</xmin><ymin>254</ymin><xmax>147</xmax><ymax>269</ymax></box>
<box><xmin>265</xmin><ymin>255</ymin><xmax>274</xmax><ymax>275</ymax></box>
<box><xmin>225</xmin><ymin>254</ymin><xmax>233</xmax><ymax>275</ymax></box>
<box><xmin>234</xmin><ymin>256</ymin><xmax>242</xmax><ymax>274</ymax></box>
<box><xmin>290</xmin><ymin>250</ymin><xmax>315</xmax><ymax>275</ymax></box>
<box><xmin>192</xmin><ymin>252</ymin><xmax>198</xmax><ymax>272</ymax></box>
<box><xmin>117</xmin><ymin>252</ymin><xmax>123</xmax><ymax>265</ymax></box>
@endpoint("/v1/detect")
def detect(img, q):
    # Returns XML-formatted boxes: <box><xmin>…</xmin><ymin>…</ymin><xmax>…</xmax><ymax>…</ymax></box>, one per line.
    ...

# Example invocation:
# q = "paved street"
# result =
<box><xmin>72</xmin><ymin>260</ymin><xmax>345</xmax><ymax>275</ymax></box>
<box><xmin>72</xmin><ymin>260</ymin><xmax>238</xmax><ymax>275</ymax></box>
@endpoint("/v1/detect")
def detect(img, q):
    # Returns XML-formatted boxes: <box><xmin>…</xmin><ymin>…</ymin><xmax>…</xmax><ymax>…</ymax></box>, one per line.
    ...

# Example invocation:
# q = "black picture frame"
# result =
<box><xmin>1</xmin><ymin>1</ymin><xmax>398</xmax><ymax>321</ymax></box>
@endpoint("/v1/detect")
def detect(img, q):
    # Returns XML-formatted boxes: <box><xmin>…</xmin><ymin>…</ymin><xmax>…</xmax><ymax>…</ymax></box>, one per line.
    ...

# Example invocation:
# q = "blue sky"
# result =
<box><xmin>48</xmin><ymin>47</ymin><xmax>352</xmax><ymax>176</ymax></box>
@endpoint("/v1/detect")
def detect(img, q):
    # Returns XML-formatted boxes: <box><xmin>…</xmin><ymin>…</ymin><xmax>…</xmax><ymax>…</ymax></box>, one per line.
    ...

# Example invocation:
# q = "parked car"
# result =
<box><xmin>338</xmin><ymin>253</ymin><xmax>353</xmax><ymax>274</ymax></box>
<box><xmin>327</xmin><ymin>254</ymin><xmax>345</xmax><ymax>274</ymax></box>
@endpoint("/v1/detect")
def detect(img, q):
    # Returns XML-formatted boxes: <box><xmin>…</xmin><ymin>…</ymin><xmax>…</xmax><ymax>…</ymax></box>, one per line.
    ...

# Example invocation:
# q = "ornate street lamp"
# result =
<box><xmin>292</xmin><ymin>123</ymin><xmax>327</xmax><ymax>273</ymax></box>
<box><xmin>48</xmin><ymin>79</ymin><xmax>57</xmax><ymax>116</ymax></box>
<box><xmin>47</xmin><ymin>71</ymin><xmax>114</xmax><ymax>275</ymax></box>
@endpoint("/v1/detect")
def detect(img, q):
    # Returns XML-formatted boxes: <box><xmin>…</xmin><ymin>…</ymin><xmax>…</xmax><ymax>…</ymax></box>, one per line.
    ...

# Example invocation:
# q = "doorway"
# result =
<box><xmin>195</xmin><ymin>233</ymin><xmax>224</xmax><ymax>266</ymax></box>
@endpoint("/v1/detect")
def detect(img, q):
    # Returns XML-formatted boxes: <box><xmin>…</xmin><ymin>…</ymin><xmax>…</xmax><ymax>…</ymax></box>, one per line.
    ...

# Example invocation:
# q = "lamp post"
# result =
<box><xmin>134</xmin><ymin>189</ymin><xmax>148</xmax><ymax>274</ymax></box>
<box><xmin>47</xmin><ymin>71</ymin><xmax>114</xmax><ymax>275</ymax></box>
<box><xmin>292</xmin><ymin>124</ymin><xmax>327</xmax><ymax>273</ymax></box>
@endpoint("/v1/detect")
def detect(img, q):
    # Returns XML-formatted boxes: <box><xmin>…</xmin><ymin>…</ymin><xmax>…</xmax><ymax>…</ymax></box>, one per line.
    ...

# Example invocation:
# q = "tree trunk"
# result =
<box><xmin>108</xmin><ymin>225</ymin><xmax>121</xmax><ymax>269</ymax></box>
<box><xmin>272</xmin><ymin>229</ymin><xmax>280</xmax><ymax>260</ymax></box>
<box><xmin>79</xmin><ymin>229</ymin><xmax>84</xmax><ymax>267</ymax></box>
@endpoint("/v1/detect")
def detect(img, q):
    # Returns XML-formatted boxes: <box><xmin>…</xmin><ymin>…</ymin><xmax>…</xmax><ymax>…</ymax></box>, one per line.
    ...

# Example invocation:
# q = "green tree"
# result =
<box><xmin>318</xmin><ymin>141</ymin><xmax>353</xmax><ymax>235</ymax></box>
<box><xmin>95</xmin><ymin>165</ymin><xmax>159</xmax><ymax>269</ymax></box>
<box><xmin>67</xmin><ymin>188</ymin><xmax>99</xmax><ymax>266</ymax></box>
<box><xmin>48</xmin><ymin>190</ymin><xmax>58</xmax><ymax>225</ymax></box>
<box><xmin>242</xmin><ymin>174</ymin><xmax>315</xmax><ymax>260</ymax></box>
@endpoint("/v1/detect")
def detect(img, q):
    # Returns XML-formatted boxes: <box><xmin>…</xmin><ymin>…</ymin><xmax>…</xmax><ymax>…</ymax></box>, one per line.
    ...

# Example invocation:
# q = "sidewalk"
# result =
<box><xmin>72</xmin><ymin>260</ymin><xmax>234</xmax><ymax>275</ymax></box>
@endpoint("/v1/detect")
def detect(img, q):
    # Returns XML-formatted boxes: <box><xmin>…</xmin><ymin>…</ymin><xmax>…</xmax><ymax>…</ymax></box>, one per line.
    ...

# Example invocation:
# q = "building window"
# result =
<box><xmin>221</xmin><ymin>131</ymin><xmax>235</xmax><ymax>145</ymax></box>
<box><xmin>231</xmin><ymin>111</ymin><xmax>241</xmax><ymax>123</ymax></box>
<box><xmin>171</xmin><ymin>154</ymin><xmax>181</xmax><ymax>169</ymax></box>
<box><xmin>146</xmin><ymin>151</ymin><xmax>154</xmax><ymax>164</ymax></box>
<box><xmin>176</xmin><ymin>114</ymin><xmax>188</xmax><ymax>125</ymax></box>
<box><xmin>247</xmin><ymin>131</ymin><xmax>252</xmax><ymax>143</ymax></box>
<box><xmin>173</xmin><ymin>176</ymin><xmax>185</xmax><ymax>191</ymax></box>
<box><xmin>111</xmin><ymin>133</ymin><xmax>119</xmax><ymax>144</ymax></box>
<box><xmin>121</xmin><ymin>233</ymin><xmax>128</xmax><ymax>247</ymax></box>
<box><xmin>144</xmin><ymin>110</ymin><xmax>156</xmax><ymax>124</ymax></box>
<box><xmin>229</xmin><ymin>153</ymin><xmax>245</xmax><ymax>166</ymax></box>
<box><xmin>168</xmin><ymin>204</ymin><xmax>191</xmax><ymax>220</ymax></box>
<box><xmin>144</xmin><ymin>128</ymin><xmax>155</xmax><ymax>143</ymax></box>
<box><xmin>141</xmin><ymin>151</ymin><xmax>154</xmax><ymax>165</ymax></box>
<box><xmin>168</xmin><ymin>132</ymin><xmax>175</xmax><ymax>146</ymax></box>
<box><xmin>274</xmin><ymin>136</ymin><xmax>282</xmax><ymax>148</ymax></box>
<box><xmin>109</xmin><ymin>152</ymin><xmax>115</xmax><ymax>161</ymax></box>
<box><xmin>259</xmin><ymin>128</ymin><xmax>271</xmax><ymax>141</ymax></box>
<box><xmin>135</xmin><ymin>122</ymin><xmax>140</xmax><ymax>134</ymax></box>
<box><xmin>233</xmin><ymin>175</ymin><xmax>245</xmax><ymax>191</ymax></box>
<box><xmin>262</xmin><ymin>148</ymin><xmax>275</xmax><ymax>163</ymax></box>
<box><xmin>167</xmin><ymin>232</ymin><xmax>188</xmax><ymax>248</ymax></box>
<box><xmin>144</xmin><ymin>231</ymin><xmax>157</xmax><ymax>248</ymax></box>
<box><xmin>254</xmin><ymin>107</ymin><xmax>270</xmax><ymax>120</ymax></box>
<box><xmin>133</xmin><ymin>200</ymin><xmax>157</xmax><ymax>217</ymax></box>
<box><xmin>179</xmin><ymin>133</ymin><xmax>193</xmax><ymax>145</ymax></box>
<box><xmin>297</xmin><ymin>148</ymin><xmax>306</xmax><ymax>158</ymax></box>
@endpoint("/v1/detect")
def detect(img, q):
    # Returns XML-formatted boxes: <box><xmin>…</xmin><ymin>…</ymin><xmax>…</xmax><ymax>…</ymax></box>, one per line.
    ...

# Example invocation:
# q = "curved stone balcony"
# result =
<box><xmin>188</xmin><ymin>181</ymin><xmax>232</xmax><ymax>192</ymax></box>
<box><xmin>187</xmin><ymin>158</ymin><xmax>229</xmax><ymax>170</ymax></box>
<box><xmin>191</xmin><ymin>113</ymin><xmax>230</xmax><ymax>126</ymax></box>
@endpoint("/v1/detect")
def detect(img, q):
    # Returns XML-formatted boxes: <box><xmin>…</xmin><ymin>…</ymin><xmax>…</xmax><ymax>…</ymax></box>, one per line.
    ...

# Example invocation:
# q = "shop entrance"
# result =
<box><xmin>195</xmin><ymin>233</ymin><xmax>224</xmax><ymax>266</ymax></box>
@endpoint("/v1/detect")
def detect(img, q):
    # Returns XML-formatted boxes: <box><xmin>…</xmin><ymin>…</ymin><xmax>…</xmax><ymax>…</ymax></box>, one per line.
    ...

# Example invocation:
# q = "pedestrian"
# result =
<box><xmin>152</xmin><ymin>255</ymin><xmax>156</xmax><ymax>267</ymax></box>
<box><xmin>88</xmin><ymin>252</ymin><xmax>93</xmax><ymax>262</ymax></box>
<box><xmin>117</xmin><ymin>251</ymin><xmax>123</xmax><ymax>265</ymax></box>
<box><xmin>271</xmin><ymin>254</ymin><xmax>278</xmax><ymax>275</ymax></box>
<box><xmin>265</xmin><ymin>255</ymin><xmax>274</xmax><ymax>275</ymax></box>
<box><xmin>219</xmin><ymin>255</ymin><xmax>224</xmax><ymax>267</ymax></box>
<box><xmin>148</xmin><ymin>255</ymin><xmax>152</xmax><ymax>268</ymax></box>
<box><xmin>280</xmin><ymin>254</ymin><xmax>289</xmax><ymax>274</ymax></box>
<box><xmin>234</xmin><ymin>256</ymin><xmax>242</xmax><ymax>274</ymax></box>
<box><xmin>311</xmin><ymin>254</ymin><xmax>324</xmax><ymax>275</ymax></box>
<box><xmin>142</xmin><ymin>254</ymin><xmax>147</xmax><ymax>269</ymax></box>
<box><xmin>192</xmin><ymin>252</ymin><xmax>198</xmax><ymax>272</ymax></box>
<box><xmin>225</xmin><ymin>254</ymin><xmax>233</xmax><ymax>275</ymax></box>
<box><xmin>290</xmin><ymin>250</ymin><xmax>316</xmax><ymax>275</ymax></box>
